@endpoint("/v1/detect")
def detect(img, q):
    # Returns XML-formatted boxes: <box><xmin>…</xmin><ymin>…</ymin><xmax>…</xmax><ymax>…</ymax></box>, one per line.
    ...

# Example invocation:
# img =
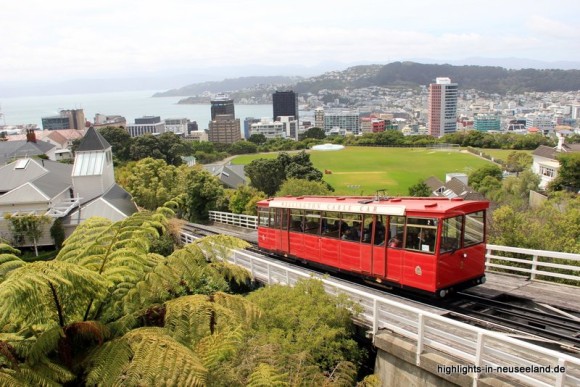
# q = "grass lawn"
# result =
<box><xmin>231</xmin><ymin>147</ymin><xmax>495</xmax><ymax>195</ymax></box>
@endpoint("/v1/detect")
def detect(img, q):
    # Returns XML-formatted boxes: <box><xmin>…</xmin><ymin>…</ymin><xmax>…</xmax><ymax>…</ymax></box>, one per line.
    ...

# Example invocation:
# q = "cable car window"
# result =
<box><xmin>464</xmin><ymin>211</ymin><xmax>485</xmax><ymax>246</ymax></box>
<box><xmin>441</xmin><ymin>216</ymin><xmax>462</xmax><ymax>253</ymax></box>
<box><xmin>271</xmin><ymin>208</ymin><xmax>281</xmax><ymax>229</ymax></box>
<box><xmin>289</xmin><ymin>210</ymin><xmax>303</xmax><ymax>232</ymax></box>
<box><xmin>258</xmin><ymin>208</ymin><xmax>270</xmax><ymax>227</ymax></box>
<box><xmin>388</xmin><ymin>216</ymin><xmax>405</xmax><ymax>248</ymax></box>
<box><xmin>303</xmin><ymin>211</ymin><xmax>321</xmax><ymax>235</ymax></box>
<box><xmin>321</xmin><ymin>211</ymin><xmax>340</xmax><ymax>239</ymax></box>
<box><xmin>340</xmin><ymin>213</ymin><xmax>362</xmax><ymax>242</ymax></box>
<box><xmin>279</xmin><ymin>209</ymin><xmax>288</xmax><ymax>230</ymax></box>
<box><xmin>405</xmin><ymin>217</ymin><xmax>437</xmax><ymax>254</ymax></box>
<box><xmin>361</xmin><ymin>215</ymin><xmax>373</xmax><ymax>244</ymax></box>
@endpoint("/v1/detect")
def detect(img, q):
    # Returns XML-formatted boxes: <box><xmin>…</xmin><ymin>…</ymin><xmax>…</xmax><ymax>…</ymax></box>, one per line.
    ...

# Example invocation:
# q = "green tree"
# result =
<box><xmin>245</xmin><ymin>158</ymin><xmax>286</xmax><ymax>196</ymax></box>
<box><xmin>183</xmin><ymin>168</ymin><xmax>226</xmax><ymax>221</ymax></box>
<box><xmin>299</xmin><ymin>127</ymin><xmax>326</xmax><ymax>140</ymax></box>
<box><xmin>229</xmin><ymin>185</ymin><xmax>266</xmax><ymax>215</ymax></box>
<box><xmin>4</xmin><ymin>213</ymin><xmax>51</xmax><ymax>256</ymax></box>
<box><xmin>98</xmin><ymin>126</ymin><xmax>132</xmax><ymax>161</ymax></box>
<box><xmin>553</xmin><ymin>153</ymin><xmax>580</xmax><ymax>192</ymax></box>
<box><xmin>505</xmin><ymin>151</ymin><xmax>532</xmax><ymax>175</ymax></box>
<box><xmin>408</xmin><ymin>180</ymin><xmax>431</xmax><ymax>197</ymax></box>
<box><xmin>121</xmin><ymin>157</ymin><xmax>181</xmax><ymax>210</ymax></box>
<box><xmin>248</xmin><ymin>133</ymin><xmax>267</xmax><ymax>145</ymax></box>
<box><xmin>468</xmin><ymin>164</ymin><xmax>503</xmax><ymax>191</ymax></box>
<box><xmin>130</xmin><ymin>134</ymin><xmax>165</xmax><ymax>160</ymax></box>
<box><xmin>228</xmin><ymin>140</ymin><xmax>258</xmax><ymax>155</ymax></box>
<box><xmin>157</xmin><ymin>132</ymin><xmax>188</xmax><ymax>166</ymax></box>
<box><xmin>276</xmin><ymin>178</ymin><xmax>332</xmax><ymax>196</ymax></box>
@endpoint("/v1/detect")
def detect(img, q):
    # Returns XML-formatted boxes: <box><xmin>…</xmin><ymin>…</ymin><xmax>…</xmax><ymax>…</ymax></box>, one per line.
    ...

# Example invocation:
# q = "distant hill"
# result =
<box><xmin>294</xmin><ymin>62</ymin><xmax>580</xmax><ymax>94</ymax></box>
<box><xmin>153</xmin><ymin>76</ymin><xmax>301</xmax><ymax>97</ymax></box>
<box><xmin>154</xmin><ymin>62</ymin><xmax>580</xmax><ymax>99</ymax></box>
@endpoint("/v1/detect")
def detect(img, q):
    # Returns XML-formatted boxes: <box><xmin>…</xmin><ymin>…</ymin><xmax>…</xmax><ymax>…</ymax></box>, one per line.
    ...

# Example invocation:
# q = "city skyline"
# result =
<box><xmin>2</xmin><ymin>0</ymin><xmax>580</xmax><ymax>88</ymax></box>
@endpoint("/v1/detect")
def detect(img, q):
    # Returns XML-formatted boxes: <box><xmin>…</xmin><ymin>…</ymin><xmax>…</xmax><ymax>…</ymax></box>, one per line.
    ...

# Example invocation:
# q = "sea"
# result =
<box><xmin>0</xmin><ymin>90</ymin><xmax>277</xmax><ymax>130</ymax></box>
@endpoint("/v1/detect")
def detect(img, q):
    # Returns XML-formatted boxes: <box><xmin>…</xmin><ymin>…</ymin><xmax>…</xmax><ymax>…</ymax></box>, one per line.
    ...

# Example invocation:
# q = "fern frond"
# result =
<box><xmin>0</xmin><ymin>244</ymin><xmax>20</xmax><ymax>255</ymax></box>
<box><xmin>208</xmin><ymin>261</ymin><xmax>252</xmax><ymax>285</ymax></box>
<box><xmin>27</xmin><ymin>326</ymin><xmax>63</xmax><ymax>365</ymax></box>
<box><xmin>0</xmin><ymin>254</ymin><xmax>26</xmax><ymax>282</ymax></box>
<box><xmin>85</xmin><ymin>327</ymin><xmax>206</xmax><ymax>387</ymax></box>
<box><xmin>247</xmin><ymin>363</ymin><xmax>289</xmax><ymax>387</ymax></box>
<box><xmin>0</xmin><ymin>261</ymin><xmax>109</xmax><ymax>330</ymax></box>
<box><xmin>195</xmin><ymin>326</ymin><xmax>243</xmax><ymax>370</ymax></box>
<box><xmin>190</xmin><ymin>234</ymin><xmax>251</xmax><ymax>262</ymax></box>
<box><xmin>323</xmin><ymin>361</ymin><xmax>357</xmax><ymax>387</ymax></box>
<box><xmin>0</xmin><ymin>370</ymin><xmax>26</xmax><ymax>387</ymax></box>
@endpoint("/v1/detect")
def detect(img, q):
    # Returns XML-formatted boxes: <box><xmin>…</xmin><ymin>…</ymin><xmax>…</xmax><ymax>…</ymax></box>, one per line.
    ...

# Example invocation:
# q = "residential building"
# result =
<box><xmin>474</xmin><ymin>114</ymin><xmax>501</xmax><ymax>132</ymax></box>
<box><xmin>273</xmin><ymin>91</ymin><xmax>299</xmax><ymax>124</ymax></box>
<box><xmin>210</xmin><ymin>97</ymin><xmax>235</xmax><ymax>120</ymax></box>
<box><xmin>244</xmin><ymin>117</ymin><xmax>261</xmax><ymax>139</ymax></box>
<box><xmin>323</xmin><ymin>110</ymin><xmax>360</xmax><ymax>134</ymax></box>
<box><xmin>532</xmin><ymin>136</ymin><xmax>580</xmax><ymax>189</ymax></box>
<box><xmin>203</xmin><ymin>164</ymin><xmax>246</xmax><ymax>189</ymax></box>
<box><xmin>250</xmin><ymin>118</ymin><xmax>285</xmax><ymax>139</ymax></box>
<box><xmin>93</xmin><ymin>114</ymin><xmax>126</xmax><ymax>129</ymax></box>
<box><xmin>428</xmin><ymin>77</ymin><xmax>458</xmax><ymax>138</ymax></box>
<box><xmin>424</xmin><ymin>174</ymin><xmax>485</xmax><ymax>200</ymax></box>
<box><xmin>208</xmin><ymin>114</ymin><xmax>241</xmax><ymax>144</ymax></box>
<box><xmin>278</xmin><ymin>116</ymin><xmax>298</xmax><ymax>140</ymax></box>
<box><xmin>42</xmin><ymin>109</ymin><xmax>86</xmax><ymax>131</ymax></box>
<box><xmin>0</xmin><ymin>127</ymin><xmax>137</xmax><ymax>247</ymax></box>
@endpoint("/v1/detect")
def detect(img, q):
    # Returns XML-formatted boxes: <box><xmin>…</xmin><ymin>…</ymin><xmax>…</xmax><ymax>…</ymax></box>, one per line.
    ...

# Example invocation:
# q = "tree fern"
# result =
<box><xmin>247</xmin><ymin>363</ymin><xmax>289</xmax><ymax>387</ymax></box>
<box><xmin>0</xmin><ymin>253</ymin><xmax>25</xmax><ymax>282</ymax></box>
<box><xmin>84</xmin><ymin>327</ymin><xmax>206</xmax><ymax>387</ymax></box>
<box><xmin>0</xmin><ymin>261</ymin><xmax>109</xmax><ymax>331</ymax></box>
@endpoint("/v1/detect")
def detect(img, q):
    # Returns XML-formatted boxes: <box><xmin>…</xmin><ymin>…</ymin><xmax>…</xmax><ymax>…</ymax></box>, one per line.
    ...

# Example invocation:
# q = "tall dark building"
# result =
<box><xmin>273</xmin><ymin>91</ymin><xmax>298</xmax><ymax>123</ymax></box>
<box><xmin>210</xmin><ymin>97</ymin><xmax>235</xmax><ymax>120</ymax></box>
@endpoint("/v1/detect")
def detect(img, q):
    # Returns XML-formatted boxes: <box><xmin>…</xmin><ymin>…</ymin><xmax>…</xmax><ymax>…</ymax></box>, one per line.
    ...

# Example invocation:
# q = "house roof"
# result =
<box><xmin>423</xmin><ymin>175</ymin><xmax>483</xmax><ymax>200</ymax></box>
<box><xmin>101</xmin><ymin>184</ymin><xmax>139</xmax><ymax>217</ymax></box>
<box><xmin>533</xmin><ymin>144</ymin><xmax>580</xmax><ymax>160</ymax></box>
<box><xmin>203</xmin><ymin>164</ymin><xmax>246</xmax><ymax>188</ymax></box>
<box><xmin>77</xmin><ymin>127</ymin><xmax>111</xmax><ymax>152</ymax></box>
<box><xmin>6</xmin><ymin>129</ymin><xmax>85</xmax><ymax>143</ymax></box>
<box><xmin>0</xmin><ymin>158</ymin><xmax>72</xmax><ymax>199</ymax></box>
<box><xmin>0</xmin><ymin>140</ymin><xmax>56</xmax><ymax>164</ymax></box>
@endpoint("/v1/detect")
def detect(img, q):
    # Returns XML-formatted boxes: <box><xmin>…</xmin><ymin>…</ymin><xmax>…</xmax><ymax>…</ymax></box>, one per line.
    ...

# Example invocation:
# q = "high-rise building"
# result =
<box><xmin>208</xmin><ymin>114</ymin><xmax>241</xmax><ymax>144</ymax></box>
<box><xmin>323</xmin><ymin>110</ymin><xmax>360</xmax><ymax>134</ymax></box>
<box><xmin>314</xmin><ymin>108</ymin><xmax>324</xmax><ymax>129</ymax></box>
<box><xmin>428</xmin><ymin>77</ymin><xmax>458</xmax><ymax>138</ymax></box>
<box><xmin>473</xmin><ymin>114</ymin><xmax>501</xmax><ymax>132</ymax></box>
<box><xmin>42</xmin><ymin>109</ymin><xmax>86</xmax><ymax>131</ymax></box>
<box><xmin>210</xmin><ymin>97</ymin><xmax>235</xmax><ymax>120</ymax></box>
<box><xmin>126</xmin><ymin>116</ymin><xmax>165</xmax><ymax>137</ymax></box>
<box><xmin>273</xmin><ymin>91</ymin><xmax>298</xmax><ymax>123</ymax></box>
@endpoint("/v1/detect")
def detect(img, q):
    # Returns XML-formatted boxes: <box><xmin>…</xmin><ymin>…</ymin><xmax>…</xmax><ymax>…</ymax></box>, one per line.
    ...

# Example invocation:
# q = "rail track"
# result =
<box><xmin>181</xmin><ymin>222</ymin><xmax>580</xmax><ymax>354</ymax></box>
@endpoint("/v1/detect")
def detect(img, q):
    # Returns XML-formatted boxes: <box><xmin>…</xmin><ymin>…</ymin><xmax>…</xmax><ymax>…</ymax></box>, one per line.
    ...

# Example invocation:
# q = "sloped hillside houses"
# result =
<box><xmin>0</xmin><ymin>128</ymin><xmax>138</xmax><ymax>248</ymax></box>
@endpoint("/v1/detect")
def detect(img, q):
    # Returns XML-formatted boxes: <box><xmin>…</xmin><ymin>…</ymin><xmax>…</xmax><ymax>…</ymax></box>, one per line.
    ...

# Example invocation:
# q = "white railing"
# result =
<box><xmin>486</xmin><ymin>244</ymin><xmax>580</xmax><ymax>283</ymax></box>
<box><xmin>207</xmin><ymin>212</ymin><xmax>580</xmax><ymax>284</ymax></box>
<box><xmin>209</xmin><ymin>211</ymin><xmax>258</xmax><ymax>229</ymax></box>
<box><xmin>180</xmin><ymin>229</ymin><xmax>580</xmax><ymax>387</ymax></box>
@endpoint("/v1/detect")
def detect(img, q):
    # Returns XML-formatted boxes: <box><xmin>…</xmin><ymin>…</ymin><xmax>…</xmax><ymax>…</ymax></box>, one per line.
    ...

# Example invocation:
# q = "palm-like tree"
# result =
<box><xmin>0</xmin><ymin>209</ymin><xmax>254</xmax><ymax>386</ymax></box>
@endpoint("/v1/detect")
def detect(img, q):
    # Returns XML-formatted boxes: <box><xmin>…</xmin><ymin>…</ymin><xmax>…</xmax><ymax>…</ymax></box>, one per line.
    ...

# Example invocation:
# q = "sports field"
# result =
<box><xmin>231</xmin><ymin>146</ymin><xmax>495</xmax><ymax>195</ymax></box>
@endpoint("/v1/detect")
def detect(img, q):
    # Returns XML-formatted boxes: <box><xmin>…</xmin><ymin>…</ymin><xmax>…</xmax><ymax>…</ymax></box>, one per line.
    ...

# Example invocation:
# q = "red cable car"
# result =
<box><xmin>256</xmin><ymin>196</ymin><xmax>490</xmax><ymax>297</ymax></box>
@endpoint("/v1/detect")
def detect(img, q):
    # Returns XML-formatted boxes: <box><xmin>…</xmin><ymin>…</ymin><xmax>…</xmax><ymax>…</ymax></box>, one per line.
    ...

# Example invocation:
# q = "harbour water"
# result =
<box><xmin>0</xmin><ymin>90</ymin><xmax>274</xmax><ymax>130</ymax></box>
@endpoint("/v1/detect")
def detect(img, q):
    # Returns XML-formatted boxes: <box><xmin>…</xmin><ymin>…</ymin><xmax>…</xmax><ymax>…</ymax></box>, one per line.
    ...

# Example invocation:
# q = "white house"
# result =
<box><xmin>532</xmin><ymin>136</ymin><xmax>580</xmax><ymax>189</ymax></box>
<box><xmin>0</xmin><ymin>127</ymin><xmax>138</xmax><ymax>247</ymax></box>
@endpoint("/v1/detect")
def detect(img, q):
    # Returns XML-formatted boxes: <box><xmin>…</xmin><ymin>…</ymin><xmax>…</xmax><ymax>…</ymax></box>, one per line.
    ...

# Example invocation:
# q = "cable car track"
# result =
<box><xmin>181</xmin><ymin>222</ymin><xmax>580</xmax><ymax>353</ymax></box>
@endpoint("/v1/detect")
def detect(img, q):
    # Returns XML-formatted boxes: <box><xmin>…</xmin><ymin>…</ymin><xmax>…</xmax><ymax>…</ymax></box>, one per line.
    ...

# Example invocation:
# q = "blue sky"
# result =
<box><xmin>2</xmin><ymin>0</ymin><xmax>579</xmax><ymax>83</ymax></box>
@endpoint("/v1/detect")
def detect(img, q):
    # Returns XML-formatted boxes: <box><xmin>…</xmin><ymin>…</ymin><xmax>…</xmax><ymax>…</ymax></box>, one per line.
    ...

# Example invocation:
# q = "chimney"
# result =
<box><xmin>26</xmin><ymin>129</ymin><xmax>37</xmax><ymax>143</ymax></box>
<box><xmin>557</xmin><ymin>133</ymin><xmax>564</xmax><ymax>152</ymax></box>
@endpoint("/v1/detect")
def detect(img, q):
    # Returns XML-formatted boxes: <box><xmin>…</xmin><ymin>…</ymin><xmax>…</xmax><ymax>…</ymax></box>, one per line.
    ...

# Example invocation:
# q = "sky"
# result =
<box><xmin>2</xmin><ymin>0</ymin><xmax>580</xmax><ymax>84</ymax></box>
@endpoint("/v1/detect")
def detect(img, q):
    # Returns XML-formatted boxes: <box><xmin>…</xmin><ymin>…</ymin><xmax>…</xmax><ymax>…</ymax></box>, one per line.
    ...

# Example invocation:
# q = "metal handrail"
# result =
<box><xmin>180</xmin><ymin>229</ymin><xmax>580</xmax><ymax>387</ymax></box>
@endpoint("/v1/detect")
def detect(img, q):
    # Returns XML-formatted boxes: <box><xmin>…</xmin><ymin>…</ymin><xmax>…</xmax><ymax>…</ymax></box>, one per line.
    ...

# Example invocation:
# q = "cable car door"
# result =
<box><xmin>276</xmin><ymin>208</ymin><xmax>289</xmax><ymax>253</ymax></box>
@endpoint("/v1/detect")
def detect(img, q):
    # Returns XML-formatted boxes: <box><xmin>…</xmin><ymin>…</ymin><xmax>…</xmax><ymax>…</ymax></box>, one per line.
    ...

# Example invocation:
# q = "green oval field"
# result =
<box><xmin>231</xmin><ymin>147</ymin><xmax>495</xmax><ymax>195</ymax></box>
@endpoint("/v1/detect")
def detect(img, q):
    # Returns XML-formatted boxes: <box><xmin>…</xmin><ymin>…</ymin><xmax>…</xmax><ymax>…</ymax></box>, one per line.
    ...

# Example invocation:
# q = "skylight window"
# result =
<box><xmin>14</xmin><ymin>159</ymin><xmax>30</xmax><ymax>170</ymax></box>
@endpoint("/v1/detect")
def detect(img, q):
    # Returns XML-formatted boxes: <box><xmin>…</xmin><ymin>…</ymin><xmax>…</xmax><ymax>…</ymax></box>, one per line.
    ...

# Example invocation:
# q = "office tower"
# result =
<box><xmin>210</xmin><ymin>96</ymin><xmax>235</xmax><ymax>120</ymax></box>
<box><xmin>42</xmin><ymin>109</ymin><xmax>85</xmax><ymax>130</ymax></box>
<box><xmin>208</xmin><ymin>114</ymin><xmax>241</xmax><ymax>144</ymax></box>
<box><xmin>314</xmin><ymin>107</ymin><xmax>324</xmax><ymax>129</ymax></box>
<box><xmin>273</xmin><ymin>91</ymin><xmax>298</xmax><ymax>123</ymax></box>
<box><xmin>428</xmin><ymin>77</ymin><xmax>458</xmax><ymax>138</ymax></box>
